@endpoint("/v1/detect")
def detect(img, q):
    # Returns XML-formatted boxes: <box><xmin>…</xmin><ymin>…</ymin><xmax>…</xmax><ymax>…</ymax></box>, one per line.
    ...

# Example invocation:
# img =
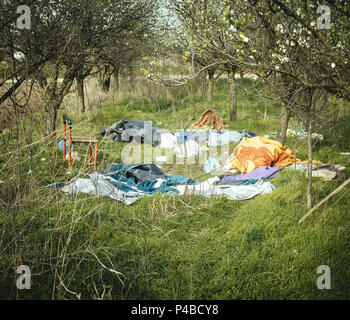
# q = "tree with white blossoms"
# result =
<box><xmin>251</xmin><ymin>0</ymin><xmax>350</xmax><ymax>209</ymax></box>
<box><xmin>170</xmin><ymin>0</ymin><xmax>257</xmax><ymax>119</ymax></box>
<box><xmin>207</xmin><ymin>0</ymin><xmax>350</xmax><ymax>208</ymax></box>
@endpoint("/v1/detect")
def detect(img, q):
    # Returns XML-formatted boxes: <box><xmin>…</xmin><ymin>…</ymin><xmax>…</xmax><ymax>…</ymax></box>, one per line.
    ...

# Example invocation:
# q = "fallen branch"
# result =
<box><xmin>298</xmin><ymin>177</ymin><xmax>350</xmax><ymax>223</ymax></box>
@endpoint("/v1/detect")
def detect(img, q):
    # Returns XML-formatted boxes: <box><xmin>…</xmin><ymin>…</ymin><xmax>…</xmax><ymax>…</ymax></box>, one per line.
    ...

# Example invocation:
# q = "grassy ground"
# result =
<box><xmin>0</xmin><ymin>78</ymin><xmax>350</xmax><ymax>299</ymax></box>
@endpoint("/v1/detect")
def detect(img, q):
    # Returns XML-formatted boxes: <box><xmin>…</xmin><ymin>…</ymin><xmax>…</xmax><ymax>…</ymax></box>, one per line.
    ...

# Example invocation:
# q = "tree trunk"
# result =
<box><xmin>307</xmin><ymin>116</ymin><xmax>313</xmax><ymax>209</ymax></box>
<box><xmin>76</xmin><ymin>75</ymin><xmax>85</xmax><ymax>114</ymax></box>
<box><xmin>276</xmin><ymin>102</ymin><xmax>291</xmax><ymax>144</ymax></box>
<box><xmin>197</xmin><ymin>68</ymin><xmax>207</xmax><ymax>96</ymax></box>
<box><xmin>40</xmin><ymin>63</ymin><xmax>76</xmax><ymax>136</ymax></box>
<box><xmin>44</xmin><ymin>100</ymin><xmax>60</xmax><ymax>135</ymax></box>
<box><xmin>99</xmin><ymin>65</ymin><xmax>111</xmax><ymax>92</ymax></box>
<box><xmin>306</xmin><ymin>90</ymin><xmax>314</xmax><ymax>209</ymax></box>
<box><xmin>229</xmin><ymin>71</ymin><xmax>237</xmax><ymax>120</ymax></box>
<box><xmin>111</xmin><ymin>69</ymin><xmax>119</xmax><ymax>92</ymax></box>
<box><xmin>206</xmin><ymin>68</ymin><xmax>215</xmax><ymax>104</ymax></box>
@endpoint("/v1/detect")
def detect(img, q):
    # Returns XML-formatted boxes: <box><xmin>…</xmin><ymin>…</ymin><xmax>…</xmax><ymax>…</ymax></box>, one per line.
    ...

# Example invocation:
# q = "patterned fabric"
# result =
<box><xmin>188</xmin><ymin>109</ymin><xmax>227</xmax><ymax>131</ymax></box>
<box><xmin>231</xmin><ymin>136</ymin><xmax>301</xmax><ymax>174</ymax></box>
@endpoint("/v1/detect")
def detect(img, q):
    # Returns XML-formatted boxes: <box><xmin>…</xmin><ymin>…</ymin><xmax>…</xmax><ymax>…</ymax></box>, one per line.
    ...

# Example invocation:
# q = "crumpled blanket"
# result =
<box><xmin>62</xmin><ymin>162</ymin><xmax>196</xmax><ymax>205</ymax></box>
<box><xmin>188</xmin><ymin>109</ymin><xmax>227</xmax><ymax>131</ymax></box>
<box><xmin>286</xmin><ymin>162</ymin><xmax>346</xmax><ymax>180</ymax></box>
<box><xmin>97</xmin><ymin>120</ymin><xmax>169</xmax><ymax>146</ymax></box>
<box><xmin>222</xmin><ymin>165</ymin><xmax>282</xmax><ymax>181</ymax></box>
<box><xmin>174</xmin><ymin>177</ymin><xmax>275</xmax><ymax>201</ymax></box>
<box><xmin>231</xmin><ymin>136</ymin><xmax>301</xmax><ymax>174</ymax></box>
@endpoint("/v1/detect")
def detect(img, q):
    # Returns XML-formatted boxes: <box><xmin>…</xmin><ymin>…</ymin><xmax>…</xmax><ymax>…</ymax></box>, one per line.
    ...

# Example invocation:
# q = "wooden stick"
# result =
<box><xmin>94</xmin><ymin>142</ymin><xmax>98</xmax><ymax>171</ymax></box>
<box><xmin>68</xmin><ymin>127</ymin><xmax>72</xmax><ymax>169</ymax></box>
<box><xmin>89</xmin><ymin>143</ymin><xmax>92</xmax><ymax>166</ymax></box>
<box><xmin>63</xmin><ymin>123</ymin><xmax>66</xmax><ymax>161</ymax></box>
<box><xmin>299</xmin><ymin>177</ymin><xmax>350</xmax><ymax>223</ymax></box>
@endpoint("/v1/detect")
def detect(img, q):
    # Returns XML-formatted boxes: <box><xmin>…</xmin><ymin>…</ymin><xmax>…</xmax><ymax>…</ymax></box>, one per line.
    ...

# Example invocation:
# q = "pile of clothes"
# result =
<box><xmin>76</xmin><ymin>113</ymin><xmax>346</xmax><ymax>205</ymax></box>
<box><xmin>61</xmin><ymin>162</ymin><xmax>275</xmax><ymax>205</ymax></box>
<box><xmin>230</xmin><ymin>136</ymin><xmax>302</xmax><ymax>174</ymax></box>
<box><xmin>218</xmin><ymin>136</ymin><xmax>345</xmax><ymax>182</ymax></box>
<box><xmin>188</xmin><ymin>108</ymin><xmax>227</xmax><ymax>131</ymax></box>
<box><xmin>97</xmin><ymin>120</ymin><xmax>170</xmax><ymax>146</ymax></box>
<box><xmin>97</xmin><ymin>113</ymin><xmax>255</xmax><ymax>160</ymax></box>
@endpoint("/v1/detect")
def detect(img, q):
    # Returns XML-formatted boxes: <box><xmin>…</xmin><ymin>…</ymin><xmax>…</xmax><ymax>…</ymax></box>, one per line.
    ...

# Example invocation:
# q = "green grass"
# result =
<box><xmin>0</xmin><ymin>78</ymin><xmax>350</xmax><ymax>300</ymax></box>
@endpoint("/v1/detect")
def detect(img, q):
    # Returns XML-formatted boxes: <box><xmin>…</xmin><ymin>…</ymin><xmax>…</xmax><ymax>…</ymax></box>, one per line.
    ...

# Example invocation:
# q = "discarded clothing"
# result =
<box><xmin>207</xmin><ymin>131</ymin><xmax>246</xmax><ymax>147</ymax></box>
<box><xmin>286</xmin><ymin>162</ymin><xmax>346</xmax><ymax>180</ymax></box>
<box><xmin>174</xmin><ymin>140</ymin><xmax>200</xmax><ymax>158</ymax></box>
<box><xmin>98</xmin><ymin>120</ymin><xmax>167</xmax><ymax>146</ymax></box>
<box><xmin>231</xmin><ymin>136</ymin><xmax>302</xmax><ymax>174</ymax></box>
<box><xmin>62</xmin><ymin>173</ymin><xmax>143</xmax><ymax>205</ymax></box>
<box><xmin>177</xmin><ymin>130</ymin><xmax>247</xmax><ymax>147</ymax></box>
<box><xmin>222</xmin><ymin>166</ymin><xmax>281</xmax><ymax>181</ymax></box>
<box><xmin>313</xmin><ymin>163</ymin><xmax>346</xmax><ymax>180</ymax></box>
<box><xmin>204</xmin><ymin>158</ymin><xmax>222</xmax><ymax>174</ymax></box>
<box><xmin>214</xmin><ymin>179</ymin><xmax>258</xmax><ymax>186</ymax></box>
<box><xmin>174</xmin><ymin>177</ymin><xmax>275</xmax><ymax>200</ymax></box>
<box><xmin>160</xmin><ymin>132</ymin><xmax>177</xmax><ymax>148</ymax></box>
<box><xmin>61</xmin><ymin>161</ymin><xmax>276</xmax><ymax>204</ymax></box>
<box><xmin>188</xmin><ymin>109</ymin><xmax>228</xmax><ymax>131</ymax></box>
<box><xmin>240</xmin><ymin>131</ymin><xmax>256</xmax><ymax>138</ymax></box>
<box><xmin>100</xmin><ymin>162</ymin><xmax>196</xmax><ymax>187</ymax></box>
<box><xmin>177</xmin><ymin>131</ymin><xmax>208</xmax><ymax>144</ymax></box>
<box><xmin>124</xmin><ymin>162</ymin><xmax>167</xmax><ymax>183</ymax></box>
<box><xmin>62</xmin><ymin>162</ymin><xmax>196</xmax><ymax>205</ymax></box>
<box><xmin>222</xmin><ymin>153</ymin><xmax>237</xmax><ymax>173</ymax></box>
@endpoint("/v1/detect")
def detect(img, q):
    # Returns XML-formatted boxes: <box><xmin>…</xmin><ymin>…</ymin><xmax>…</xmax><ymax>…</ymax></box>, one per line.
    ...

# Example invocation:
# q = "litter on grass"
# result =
<box><xmin>188</xmin><ymin>108</ymin><xmax>227</xmax><ymax>131</ymax></box>
<box><xmin>61</xmin><ymin>162</ymin><xmax>275</xmax><ymax>205</ymax></box>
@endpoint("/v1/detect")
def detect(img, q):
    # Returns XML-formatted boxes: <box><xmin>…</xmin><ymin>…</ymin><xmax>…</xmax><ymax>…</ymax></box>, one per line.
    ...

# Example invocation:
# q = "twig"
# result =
<box><xmin>298</xmin><ymin>177</ymin><xmax>350</xmax><ymax>223</ymax></box>
<box><xmin>56</xmin><ymin>271</ymin><xmax>81</xmax><ymax>300</ymax></box>
<box><xmin>86</xmin><ymin>247</ymin><xmax>125</xmax><ymax>286</ymax></box>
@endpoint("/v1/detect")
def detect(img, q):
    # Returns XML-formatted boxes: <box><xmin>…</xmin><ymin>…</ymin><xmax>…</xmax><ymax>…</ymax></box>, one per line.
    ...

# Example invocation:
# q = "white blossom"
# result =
<box><xmin>239</xmin><ymin>34</ymin><xmax>249</xmax><ymax>42</ymax></box>
<box><xmin>229</xmin><ymin>25</ymin><xmax>237</xmax><ymax>32</ymax></box>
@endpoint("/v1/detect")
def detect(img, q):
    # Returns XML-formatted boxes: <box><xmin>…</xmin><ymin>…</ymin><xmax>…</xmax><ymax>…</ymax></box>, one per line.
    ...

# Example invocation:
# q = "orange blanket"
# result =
<box><xmin>231</xmin><ymin>136</ymin><xmax>319</xmax><ymax>174</ymax></box>
<box><xmin>188</xmin><ymin>109</ymin><xmax>227</xmax><ymax>131</ymax></box>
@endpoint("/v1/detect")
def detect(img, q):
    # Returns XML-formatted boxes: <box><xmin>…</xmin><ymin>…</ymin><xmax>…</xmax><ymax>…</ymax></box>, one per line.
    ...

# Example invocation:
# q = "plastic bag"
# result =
<box><xmin>204</xmin><ymin>158</ymin><xmax>221</xmax><ymax>174</ymax></box>
<box><xmin>57</xmin><ymin>140</ymin><xmax>73</xmax><ymax>153</ymax></box>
